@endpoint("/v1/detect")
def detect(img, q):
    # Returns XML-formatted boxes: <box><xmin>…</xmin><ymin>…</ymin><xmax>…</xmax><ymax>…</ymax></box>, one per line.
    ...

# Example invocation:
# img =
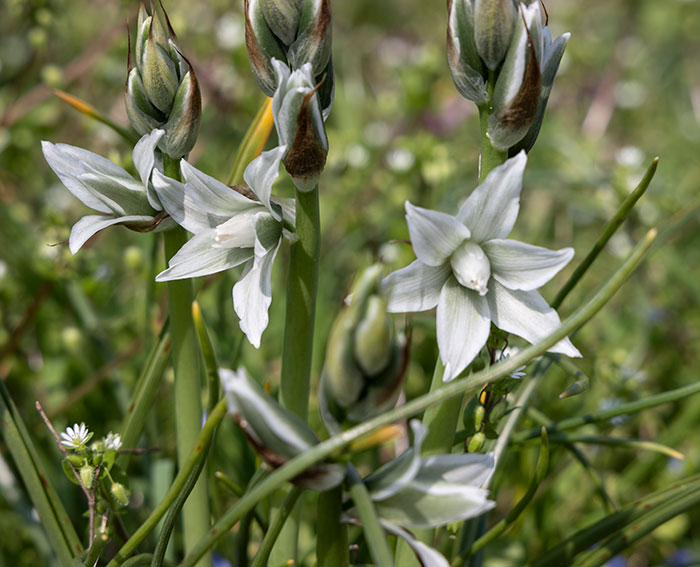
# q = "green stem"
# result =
<box><xmin>347</xmin><ymin>465</ymin><xmax>394</xmax><ymax>567</ymax></box>
<box><xmin>177</xmin><ymin>229</ymin><xmax>656</xmax><ymax>566</ymax></box>
<box><xmin>162</xmin><ymin>156</ymin><xmax>210</xmax><ymax>567</ymax></box>
<box><xmin>106</xmin><ymin>399</ymin><xmax>227</xmax><ymax>567</ymax></box>
<box><xmin>280</xmin><ymin>186</ymin><xmax>320</xmax><ymax>419</ymax></box>
<box><xmin>421</xmin><ymin>360</ymin><xmax>462</xmax><ymax>456</ymax></box>
<box><xmin>317</xmin><ymin>486</ymin><xmax>349</xmax><ymax>567</ymax></box>
<box><xmin>83</xmin><ymin>531</ymin><xmax>109</xmax><ymax>566</ymax></box>
<box><xmin>477</xmin><ymin>71</ymin><xmax>507</xmax><ymax>182</ymax></box>
<box><xmin>552</xmin><ymin>157</ymin><xmax>659</xmax><ymax>309</ymax></box>
<box><xmin>250</xmin><ymin>486</ymin><xmax>303</xmax><ymax>567</ymax></box>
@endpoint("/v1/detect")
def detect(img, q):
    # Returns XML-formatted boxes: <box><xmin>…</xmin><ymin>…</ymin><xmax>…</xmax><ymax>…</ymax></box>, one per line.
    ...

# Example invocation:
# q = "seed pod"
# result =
<box><xmin>111</xmin><ymin>482</ymin><xmax>130</xmax><ymax>506</ymax></box>
<box><xmin>321</xmin><ymin>265</ymin><xmax>409</xmax><ymax>427</ymax></box>
<box><xmin>79</xmin><ymin>465</ymin><xmax>95</xmax><ymax>488</ymax></box>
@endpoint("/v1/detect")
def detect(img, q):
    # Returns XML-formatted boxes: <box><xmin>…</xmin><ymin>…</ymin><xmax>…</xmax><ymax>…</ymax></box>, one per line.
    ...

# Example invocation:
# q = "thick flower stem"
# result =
<box><xmin>162</xmin><ymin>156</ymin><xmax>210</xmax><ymax>567</ymax></box>
<box><xmin>272</xmin><ymin>185</ymin><xmax>320</xmax><ymax>562</ymax></box>
<box><xmin>317</xmin><ymin>486</ymin><xmax>349</xmax><ymax>567</ymax></box>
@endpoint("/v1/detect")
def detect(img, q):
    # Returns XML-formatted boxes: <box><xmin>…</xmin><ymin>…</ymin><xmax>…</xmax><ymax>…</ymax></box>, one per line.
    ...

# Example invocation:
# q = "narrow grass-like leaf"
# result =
<box><xmin>250</xmin><ymin>486</ymin><xmax>303</xmax><ymax>567</ymax></box>
<box><xmin>192</xmin><ymin>301</ymin><xmax>220</xmax><ymax>413</ymax></box>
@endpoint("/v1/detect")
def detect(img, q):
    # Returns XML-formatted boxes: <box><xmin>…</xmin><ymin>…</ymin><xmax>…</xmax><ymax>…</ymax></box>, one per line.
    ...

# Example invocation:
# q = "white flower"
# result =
<box><xmin>60</xmin><ymin>423</ymin><xmax>93</xmax><ymax>450</ymax></box>
<box><xmin>383</xmin><ymin>152</ymin><xmax>580</xmax><ymax>381</ymax></box>
<box><xmin>103</xmin><ymin>432</ymin><xmax>122</xmax><ymax>451</ymax></box>
<box><xmin>153</xmin><ymin>147</ymin><xmax>294</xmax><ymax>348</ymax></box>
<box><xmin>41</xmin><ymin>130</ymin><xmax>174</xmax><ymax>253</ymax></box>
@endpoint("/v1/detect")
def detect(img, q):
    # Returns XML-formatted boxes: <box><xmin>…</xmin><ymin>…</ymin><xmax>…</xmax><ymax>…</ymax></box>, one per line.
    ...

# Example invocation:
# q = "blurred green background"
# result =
<box><xmin>1</xmin><ymin>0</ymin><xmax>699</xmax><ymax>565</ymax></box>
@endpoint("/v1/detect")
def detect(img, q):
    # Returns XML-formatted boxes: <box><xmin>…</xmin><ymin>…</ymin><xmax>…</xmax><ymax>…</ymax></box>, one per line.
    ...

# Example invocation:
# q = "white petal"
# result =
<box><xmin>405</xmin><ymin>202</ymin><xmax>470</xmax><ymax>266</ymax></box>
<box><xmin>483</xmin><ymin>239</ymin><xmax>574</xmax><ymax>291</ymax></box>
<box><xmin>156</xmin><ymin>230</ymin><xmax>253</xmax><ymax>281</ymax></box>
<box><xmin>232</xmin><ymin>238</ymin><xmax>281</xmax><ymax>348</ymax></box>
<box><xmin>68</xmin><ymin>214</ymin><xmax>154</xmax><ymax>254</ymax></box>
<box><xmin>457</xmin><ymin>152</ymin><xmax>527</xmax><ymax>242</ymax></box>
<box><xmin>380</xmin><ymin>521</ymin><xmax>450</xmax><ymax>567</ymax></box>
<box><xmin>437</xmin><ymin>277</ymin><xmax>491</xmax><ymax>382</ymax></box>
<box><xmin>76</xmin><ymin>172</ymin><xmax>151</xmax><ymax>216</ymax></box>
<box><xmin>383</xmin><ymin>261</ymin><xmax>451</xmax><ymax>313</ymax></box>
<box><xmin>132</xmin><ymin>129</ymin><xmax>165</xmax><ymax>209</ymax></box>
<box><xmin>419</xmin><ymin>452</ymin><xmax>495</xmax><ymax>489</ymax></box>
<box><xmin>487</xmin><ymin>281</ymin><xmax>581</xmax><ymax>357</ymax></box>
<box><xmin>243</xmin><ymin>146</ymin><xmax>287</xmax><ymax>220</ymax></box>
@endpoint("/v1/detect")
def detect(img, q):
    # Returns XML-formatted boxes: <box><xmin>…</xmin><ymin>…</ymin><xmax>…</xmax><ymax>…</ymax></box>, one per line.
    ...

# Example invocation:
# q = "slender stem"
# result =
<box><xmin>347</xmin><ymin>465</ymin><xmax>394</xmax><ymax>567</ymax></box>
<box><xmin>177</xmin><ymin>229</ymin><xmax>656</xmax><ymax>566</ymax></box>
<box><xmin>317</xmin><ymin>486</ymin><xmax>349</xmax><ymax>567</ymax></box>
<box><xmin>250</xmin><ymin>486</ymin><xmax>303</xmax><ymax>567</ymax></box>
<box><xmin>162</xmin><ymin>156</ymin><xmax>210</xmax><ymax>567</ymax></box>
<box><xmin>421</xmin><ymin>359</ymin><xmax>463</xmax><ymax>456</ymax></box>
<box><xmin>106</xmin><ymin>399</ymin><xmax>227</xmax><ymax>567</ymax></box>
<box><xmin>552</xmin><ymin>157</ymin><xmax>659</xmax><ymax>309</ymax></box>
<box><xmin>477</xmin><ymin>71</ymin><xmax>507</xmax><ymax>182</ymax></box>
<box><xmin>271</xmin><ymin>186</ymin><xmax>320</xmax><ymax>564</ymax></box>
<box><xmin>280</xmin><ymin>186</ymin><xmax>320</xmax><ymax>419</ymax></box>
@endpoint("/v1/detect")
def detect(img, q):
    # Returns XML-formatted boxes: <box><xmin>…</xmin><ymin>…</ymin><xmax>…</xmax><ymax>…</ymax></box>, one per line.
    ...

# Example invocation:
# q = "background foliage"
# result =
<box><xmin>1</xmin><ymin>0</ymin><xmax>699</xmax><ymax>565</ymax></box>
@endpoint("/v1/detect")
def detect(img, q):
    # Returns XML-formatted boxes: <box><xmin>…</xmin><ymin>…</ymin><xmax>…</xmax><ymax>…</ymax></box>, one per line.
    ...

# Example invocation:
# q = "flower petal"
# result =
<box><xmin>419</xmin><ymin>452</ymin><xmax>495</xmax><ymax>489</ymax></box>
<box><xmin>383</xmin><ymin>261</ymin><xmax>451</xmax><ymax>313</ymax></box>
<box><xmin>405</xmin><ymin>201</ymin><xmax>470</xmax><ymax>266</ymax></box>
<box><xmin>380</xmin><ymin>521</ymin><xmax>450</xmax><ymax>567</ymax></box>
<box><xmin>68</xmin><ymin>214</ymin><xmax>154</xmax><ymax>254</ymax></box>
<box><xmin>457</xmin><ymin>151</ymin><xmax>527</xmax><ymax>242</ymax></box>
<box><xmin>155</xmin><ymin>230</ymin><xmax>253</xmax><ymax>281</ymax></box>
<box><xmin>483</xmin><ymin>239</ymin><xmax>574</xmax><ymax>291</ymax></box>
<box><xmin>365</xmin><ymin>421</ymin><xmax>428</xmax><ymax>501</ymax></box>
<box><xmin>232</xmin><ymin>236</ymin><xmax>281</xmax><ymax>348</ymax></box>
<box><xmin>437</xmin><ymin>277</ymin><xmax>491</xmax><ymax>381</ymax></box>
<box><xmin>487</xmin><ymin>280</ymin><xmax>581</xmax><ymax>357</ymax></box>
<box><xmin>243</xmin><ymin>146</ymin><xmax>287</xmax><ymax>220</ymax></box>
<box><xmin>132</xmin><ymin>129</ymin><xmax>165</xmax><ymax>209</ymax></box>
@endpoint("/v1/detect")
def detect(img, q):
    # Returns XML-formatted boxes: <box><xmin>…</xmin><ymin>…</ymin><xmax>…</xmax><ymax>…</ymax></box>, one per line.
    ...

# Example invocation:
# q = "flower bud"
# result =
<box><xmin>487</xmin><ymin>2</ymin><xmax>543</xmax><ymax>151</ymax></box>
<box><xmin>474</xmin><ymin>0</ymin><xmax>517</xmax><ymax>70</ymax></box>
<box><xmin>79</xmin><ymin>465</ymin><xmax>95</xmax><ymax>488</ymax></box>
<box><xmin>111</xmin><ymin>482</ymin><xmax>130</xmax><ymax>506</ymax></box>
<box><xmin>66</xmin><ymin>455</ymin><xmax>83</xmax><ymax>468</ymax></box>
<box><xmin>468</xmin><ymin>432</ymin><xmax>486</xmax><ymax>453</ymax></box>
<box><xmin>271</xmin><ymin>60</ymin><xmax>329</xmax><ymax>191</ymax></box>
<box><xmin>220</xmin><ymin>368</ymin><xmax>345</xmax><ymax>491</ymax></box>
<box><xmin>446</xmin><ymin>0</ymin><xmax>489</xmax><ymax>104</ymax></box>
<box><xmin>320</xmin><ymin>266</ymin><xmax>409</xmax><ymax>426</ymax></box>
<box><xmin>125</xmin><ymin>4</ymin><xmax>201</xmax><ymax>158</ymax></box>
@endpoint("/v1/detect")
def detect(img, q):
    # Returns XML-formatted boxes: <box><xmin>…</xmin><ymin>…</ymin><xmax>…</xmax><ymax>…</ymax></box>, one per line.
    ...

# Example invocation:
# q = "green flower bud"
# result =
<box><xmin>446</xmin><ymin>0</ymin><xmax>489</xmax><ymax>104</ymax></box>
<box><xmin>474</xmin><ymin>0</ymin><xmax>517</xmax><ymax>70</ymax></box>
<box><xmin>220</xmin><ymin>368</ymin><xmax>345</xmax><ymax>491</ymax></box>
<box><xmin>79</xmin><ymin>465</ymin><xmax>94</xmax><ymax>488</ymax></box>
<box><xmin>321</xmin><ymin>266</ymin><xmax>409</xmax><ymax>426</ymax></box>
<box><xmin>66</xmin><ymin>455</ymin><xmax>83</xmax><ymax>468</ymax></box>
<box><xmin>125</xmin><ymin>3</ymin><xmax>201</xmax><ymax>158</ymax></box>
<box><xmin>111</xmin><ymin>482</ymin><xmax>130</xmax><ymax>506</ymax></box>
<box><xmin>474</xmin><ymin>404</ymin><xmax>486</xmax><ymax>431</ymax></box>
<box><xmin>468</xmin><ymin>432</ymin><xmax>486</xmax><ymax>453</ymax></box>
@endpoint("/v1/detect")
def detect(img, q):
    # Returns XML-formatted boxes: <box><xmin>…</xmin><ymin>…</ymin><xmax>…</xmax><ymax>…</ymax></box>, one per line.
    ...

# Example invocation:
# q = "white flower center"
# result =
<box><xmin>450</xmin><ymin>241</ymin><xmax>491</xmax><ymax>296</ymax></box>
<box><xmin>214</xmin><ymin>213</ymin><xmax>257</xmax><ymax>249</ymax></box>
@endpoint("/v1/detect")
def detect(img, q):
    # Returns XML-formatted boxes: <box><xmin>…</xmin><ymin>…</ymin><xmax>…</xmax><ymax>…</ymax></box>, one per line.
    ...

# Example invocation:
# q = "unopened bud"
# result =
<box><xmin>66</xmin><ymin>455</ymin><xmax>83</xmax><ymax>468</ymax></box>
<box><xmin>321</xmin><ymin>266</ymin><xmax>409</xmax><ymax>426</ymax></box>
<box><xmin>446</xmin><ymin>0</ymin><xmax>489</xmax><ymax>104</ymax></box>
<box><xmin>125</xmin><ymin>3</ymin><xmax>201</xmax><ymax>158</ymax></box>
<box><xmin>79</xmin><ymin>465</ymin><xmax>94</xmax><ymax>488</ymax></box>
<box><xmin>474</xmin><ymin>404</ymin><xmax>486</xmax><ymax>431</ymax></box>
<box><xmin>272</xmin><ymin>60</ymin><xmax>329</xmax><ymax>191</ymax></box>
<box><xmin>111</xmin><ymin>482</ymin><xmax>130</xmax><ymax>506</ymax></box>
<box><xmin>468</xmin><ymin>432</ymin><xmax>486</xmax><ymax>453</ymax></box>
<box><xmin>474</xmin><ymin>0</ymin><xmax>517</xmax><ymax>70</ymax></box>
<box><xmin>487</xmin><ymin>2</ymin><xmax>543</xmax><ymax>150</ymax></box>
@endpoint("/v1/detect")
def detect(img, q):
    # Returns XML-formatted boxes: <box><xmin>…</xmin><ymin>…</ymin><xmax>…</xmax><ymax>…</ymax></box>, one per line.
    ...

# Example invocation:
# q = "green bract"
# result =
<box><xmin>42</xmin><ymin>129</ymin><xmax>174</xmax><ymax>254</ymax></box>
<box><xmin>125</xmin><ymin>4</ymin><xmax>201</xmax><ymax>158</ymax></box>
<box><xmin>383</xmin><ymin>152</ymin><xmax>580</xmax><ymax>381</ymax></box>
<box><xmin>153</xmin><ymin>147</ymin><xmax>294</xmax><ymax>348</ymax></box>
<box><xmin>220</xmin><ymin>368</ymin><xmax>346</xmax><ymax>491</ymax></box>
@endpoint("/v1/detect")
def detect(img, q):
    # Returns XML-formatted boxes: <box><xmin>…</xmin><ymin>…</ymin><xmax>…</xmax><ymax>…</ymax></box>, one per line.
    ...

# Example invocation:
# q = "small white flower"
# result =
<box><xmin>41</xmin><ymin>130</ymin><xmax>174</xmax><ymax>253</ymax></box>
<box><xmin>60</xmin><ymin>423</ymin><xmax>93</xmax><ymax>450</ymax></box>
<box><xmin>154</xmin><ymin>148</ymin><xmax>294</xmax><ymax>348</ymax></box>
<box><xmin>383</xmin><ymin>152</ymin><xmax>581</xmax><ymax>382</ymax></box>
<box><xmin>498</xmin><ymin>348</ymin><xmax>526</xmax><ymax>379</ymax></box>
<box><xmin>103</xmin><ymin>432</ymin><xmax>122</xmax><ymax>451</ymax></box>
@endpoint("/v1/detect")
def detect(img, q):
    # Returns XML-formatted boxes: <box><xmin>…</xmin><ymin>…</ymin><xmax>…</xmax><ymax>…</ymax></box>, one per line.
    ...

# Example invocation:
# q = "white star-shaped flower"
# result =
<box><xmin>153</xmin><ymin>147</ymin><xmax>294</xmax><ymax>348</ymax></box>
<box><xmin>383</xmin><ymin>152</ymin><xmax>580</xmax><ymax>381</ymax></box>
<box><xmin>60</xmin><ymin>422</ymin><xmax>93</xmax><ymax>451</ymax></box>
<box><xmin>103</xmin><ymin>432</ymin><xmax>122</xmax><ymax>451</ymax></box>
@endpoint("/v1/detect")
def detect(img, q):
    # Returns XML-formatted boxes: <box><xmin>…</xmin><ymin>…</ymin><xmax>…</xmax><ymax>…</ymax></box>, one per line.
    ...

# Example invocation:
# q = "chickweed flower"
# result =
<box><xmin>60</xmin><ymin>423</ymin><xmax>93</xmax><ymax>451</ymax></box>
<box><xmin>383</xmin><ymin>152</ymin><xmax>580</xmax><ymax>381</ymax></box>
<box><xmin>103</xmin><ymin>432</ymin><xmax>122</xmax><ymax>451</ymax></box>
<box><xmin>153</xmin><ymin>148</ymin><xmax>294</xmax><ymax>348</ymax></box>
